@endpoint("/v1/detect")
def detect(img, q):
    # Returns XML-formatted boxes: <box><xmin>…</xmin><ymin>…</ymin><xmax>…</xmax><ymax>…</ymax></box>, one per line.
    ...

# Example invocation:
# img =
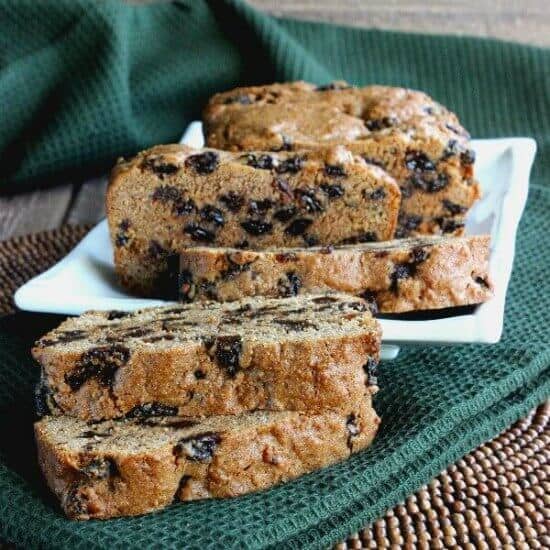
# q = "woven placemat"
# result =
<box><xmin>0</xmin><ymin>225</ymin><xmax>548</xmax><ymax>549</ymax></box>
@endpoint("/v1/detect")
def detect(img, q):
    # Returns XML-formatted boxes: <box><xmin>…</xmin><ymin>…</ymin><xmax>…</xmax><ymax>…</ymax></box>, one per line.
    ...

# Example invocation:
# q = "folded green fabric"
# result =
<box><xmin>0</xmin><ymin>0</ymin><xmax>549</xmax><ymax>548</ymax></box>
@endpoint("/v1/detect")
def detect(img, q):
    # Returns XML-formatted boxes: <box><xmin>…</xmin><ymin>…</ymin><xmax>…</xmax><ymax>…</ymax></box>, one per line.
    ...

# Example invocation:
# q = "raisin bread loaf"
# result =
<box><xmin>178</xmin><ymin>235</ymin><xmax>493</xmax><ymax>313</ymax></box>
<box><xmin>203</xmin><ymin>81</ymin><xmax>481</xmax><ymax>237</ymax></box>
<box><xmin>32</xmin><ymin>294</ymin><xmax>380</xmax><ymax>422</ymax></box>
<box><xmin>107</xmin><ymin>143</ymin><xmax>400</xmax><ymax>297</ymax></box>
<box><xmin>35</xmin><ymin>403</ymin><xmax>379</xmax><ymax>519</ymax></box>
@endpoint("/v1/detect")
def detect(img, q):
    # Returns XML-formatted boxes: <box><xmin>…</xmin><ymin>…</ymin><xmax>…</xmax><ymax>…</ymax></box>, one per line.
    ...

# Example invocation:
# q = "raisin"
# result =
<box><xmin>445</xmin><ymin>123</ymin><xmax>468</xmax><ymax>137</ymax></box>
<box><xmin>184</xmin><ymin>224</ymin><xmax>216</xmax><ymax>243</ymax></box>
<box><xmin>358</xmin><ymin>290</ymin><xmax>379</xmax><ymax>315</ymax></box>
<box><xmin>276</xmin><ymin>156</ymin><xmax>303</xmax><ymax>174</ymax></box>
<box><xmin>212</xmin><ymin>336</ymin><xmax>242</xmax><ymax>377</ymax></box>
<box><xmin>174</xmin><ymin>432</ymin><xmax>221</xmax><ymax>462</ymax></box>
<box><xmin>399</xmin><ymin>182</ymin><xmax>413</xmax><ymax>199</ymax></box>
<box><xmin>148</xmin><ymin>240</ymin><xmax>168</xmax><ymax>259</ymax></box>
<box><xmin>151</xmin><ymin>185</ymin><xmax>181</xmax><ymax>203</ymax></box>
<box><xmin>410</xmin><ymin>173</ymin><xmax>449</xmax><ymax>193</ymax></box>
<box><xmin>363</xmin><ymin>357</ymin><xmax>378</xmax><ymax>386</ymax></box>
<box><xmin>303</xmin><ymin>234</ymin><xmax>319</xmax><ymax>247</ymax></box>
<box><xmin>199</xmin><ymin>280</ymin><xmax>218</xmax><ymax>301</ymax></box>
<box><xmin>37</xmin><ymin>330</ymin><xmax>87</xmax><ymax>347</ymax></box>
<box><xmin>241</xmin><ymin>219</ymin><xmax>273</xmax><ymax>236</ymax></box>
<box><xmin>78</xmin><ymin>428</ymin><xmax>113</xmax><ymax>439</ymax></box>
<box><xmin>285</xmin><ymin>218</ymin><xmax>313</xmax><ymax>236</ymax></box>
<box><xmin>273</xmin><ymin>175</ymin><xmax>294</xmax><ymax>200</ymax></box>
<box><xmin>368</xmin><ymin>187</ymin><xmax>386</xmax><ymax>200</ymax></box>
<box><xmin>405</xmin><ymin>151</ymin><xmax>436</xmax><ymax>172</ymax></box>
<box><xmin>399</xmin><ymin>214</ymin><xmax>422</xmax><ymax>232</ymax></box>
<box><xmin>346</xmin><ymin>413</ymin><xmax>360</xmax><ymax>450</ymax></box>
<box><xmin>65</xmin><ymin>345</ymin><xmax>130</xmax><ymax>390</ymax></box>
<box><xmin>424</xmin><ymin>106</ymin><xmax>435</xmax><ymax>115</ymax></box>
<box><xmin>342</xmin><ymin>301</ymin><xmax>368</xmax><ymax>312</ymax></box>
<box><xmin>65</xmin><ymin>484</ymin><xmax>89</xmax><ymax>518</ymax></box>
<box><xmin>312</xmin><ymin>296</ymin><xmax>338</xmax><ymax>304</ymax></box>
<box><xmin>115</xmin><ymin>219</ymin><xmax>130</xmax><ymax>247</ymax></box>
<box><xmin>320</xmin><ymin>245</ymin><xmax>334</xmax><ymax>254</ymax></box>
<box><xmin>185</xmin><ymin>151</ymin><xmax>219</xmax><ymax>174</ymax></box>
<box><xmin>200</xmin><ymin>205</ymin><xmax>225</xmax><ymax>226</ymax></box>
<box><xmin>106</xmin><ymin>311</ymin><xmax>129</xmax><ymax>320</ymax></box>
<box><xmin>274</xmin><ymin>319</ymin><xmax>317</xmax><ymax>330</ymax></box>
<box><xmin>475</xmin><ymin>276</ymin><xmax>490</xmax><ymax>289</ymax></box>
<box><xmin>126</xmin><ymin>402</ymin><xmax>178</xmax><ymax>418</ymax></box>
<box><xmin>441</xmin><ymin>139</ymin><xmax>460</xmax><ymax>160</ymax></box>
<box><xmin>194</xmin><ymin>369</ymin><xmax>206</xmax><ymax>379</ymax></box>
<box><xmin>277</xmin><ymin>272</ymin><xmax>301</xmax><ymax>297</ymax></box>
<box><xmin>142</xmin><ymin>334</ymin><xmax>176</xmax><ymax>343</ymax></box>
<box><xmin>173</xmin><ymin>199</ymin><xmax>196</xmax><ymax>217</ymax></box>
<box><xmin>460</xmin><ymin>149</ymin><xmax>476</xmax><ymax>165</ymax></box>
<box><xmin>321</xmin><ymin>183</ymin><xmax>344</xmax><ymax>198</ymax></box>
<box><xmin>324</xmin><ymin>164</ymin><xmax>346</xmax><ymax>177</ymax></box>
<box><xmin>436</xmin><ymin>217</ymin><xmax>465</xmax><ymax>233</ymax></box>
<box><xmin>315</xmin><ymin>82</ymin><xmax>350</xmax><ymax>91</ymax></box>
<box><xmin>234</xmin><ymin>240</ymin><xmax>249</xmax><ymax>249</ymax></box>
<box><xmin>365</xmin><ymin>116</ymin><xmax>397</xmax><ymax>131</ymax></box>
<box><xmin>297</xmin><ymin>189</ymin><xmax>323</xmax><ymax>213</ymax></box>
<box><xmin>154</xmin><ymin>253</ymin><xmax>180</xmax><ymax>300</ymax></box>
<box><xmin>275</xmin><ymin>252</ymin><xmax>298</xmax><ymax>263</ymax></box>
<box><xmin>442</xmin><ymin>199</ymin><xmax>467</xmax><ymax>215</ymax></box>
<box><xmin>223</xmin><ymin>94</ymin><xmax>252</xmax><ymax>105</ymax></box>
<box><xmin>273</xmin><ymin>206</ymin><xmax>297</xmax><ymax>222</ymax></box>
<box><xmin>219</xmin><ymin>192</ymin><xmax>244</xmax><ymax>213</ymax></box>
<box><xmin>245</xmin><ymin>154</ymin><xmax>274</xmax><ymax>170</ymax></box>
<box><xmin>80</xmin><ymin>458</ymin><xmax>119</xmax><ymax>479</ymax></box>
<box><xmin>173</xmin><ymin>475</ymin><xmax>192</xmax><ymax>503</ymax></box>
<box><xmin>390</xmin><ymin>263</ymin><xmax>413</xmax><ymax>293</ymax></box>
<box><xmin>411</xmin><ymin>247</ymin><xmax>429</xmax><ymax>264</ymax></box>
<box><xmin>142</xmin><ymin>158</ymin><xmax>179</xmax><ymax>178</ymax></box>
<box><xmin>220</xmin><ymin>255</ymin><xmax>253</xmax><ymax>279</ymax></box>
<box><xmin>113</xmin><ymin>327</ymin><xmax>152</xmax><ymax>339</ymax></box>
<box><xmin>34</xmin><ymin>377</ymin><xmax>56</xmax><ymax>417</ymax></box>
<box><xmin>248</xmin><ymin>198</ymin><xmax>273</xmax><ymax>215</ymax></box>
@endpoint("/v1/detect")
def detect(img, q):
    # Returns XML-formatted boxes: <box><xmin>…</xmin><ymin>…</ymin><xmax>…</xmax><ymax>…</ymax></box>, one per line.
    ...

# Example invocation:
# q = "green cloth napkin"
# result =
<box><xmin>0</xmin><ymin>0</ymin><xmax>549</xmax><ymax>548</ymax></box>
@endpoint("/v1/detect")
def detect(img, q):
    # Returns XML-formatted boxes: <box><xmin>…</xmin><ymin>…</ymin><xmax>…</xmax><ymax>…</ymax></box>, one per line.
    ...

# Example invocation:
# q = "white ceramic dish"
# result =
<box><xmin>14</xmin><ymin>122</ymin><xmax>536</xmax><ymax>359</ymax></box>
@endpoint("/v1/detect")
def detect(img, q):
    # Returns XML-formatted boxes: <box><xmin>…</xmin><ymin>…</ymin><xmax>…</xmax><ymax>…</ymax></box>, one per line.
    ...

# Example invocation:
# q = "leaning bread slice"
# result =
<box><xmin>178</xmin><ymin>235</ymin><xmax>493</xmax><ymax>313</ymax></box>
<box><xmin>36</xmin><ymin>403</ymin><xmax>380</xmax><ymax>519</ymax></box>
<box><xmin>32</xmin><ymin>294</ymin><xmax>380</xmax><ymax>422</ymax></box>
<box><xmin>107</xmin><ymin>143</ymin><xmax>400</xmax><ymax>296</ymax></box>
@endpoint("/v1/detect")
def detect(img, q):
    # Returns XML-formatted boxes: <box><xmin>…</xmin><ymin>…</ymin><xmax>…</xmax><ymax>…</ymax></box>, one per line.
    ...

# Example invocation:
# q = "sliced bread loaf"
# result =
<box><xmin>32</xmin><ymin>294</ymin><xmax>380</xmax><ymax>422</ymax></box>
<box><xmin>178</xmin><ymin>235</ymin><xmax>493</xmax><ymax>312</ymax></box>
<box><xmin>203</xmin><ymin>81</ymin><xmax>481</xmax><ymax>237</ymax></box>
<box><xmin>35</xmin><ymin>403</ymin><xmax>379</xmax><ymax>519</ymax></box>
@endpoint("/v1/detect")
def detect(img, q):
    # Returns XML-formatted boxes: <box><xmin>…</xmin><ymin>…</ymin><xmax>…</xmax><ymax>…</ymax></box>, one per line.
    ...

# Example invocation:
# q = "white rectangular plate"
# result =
<box><xmin>14</xmin><ymin>122</ymin><xmax>536</xmax><ymax>354</ymax></box>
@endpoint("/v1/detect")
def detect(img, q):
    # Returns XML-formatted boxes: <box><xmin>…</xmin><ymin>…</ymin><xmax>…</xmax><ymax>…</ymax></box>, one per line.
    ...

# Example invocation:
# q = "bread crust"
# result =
<box><xmin>35</xmin><ymin>404</ymin><xmax>380</xmax><ymax>519</ymax></box>
<box><xmin>203</xmin><ymin>81</ymin><xmax>481</xmax><ymax>237</ymax></box>
<box><xmin>178</xmin><ymin>235</ymin><xmax>493</xmax><ymax>312</ymax></box>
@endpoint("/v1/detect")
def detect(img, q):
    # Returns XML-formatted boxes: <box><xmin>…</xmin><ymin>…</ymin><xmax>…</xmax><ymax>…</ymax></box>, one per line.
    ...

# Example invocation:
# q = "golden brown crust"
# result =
<box><xmin>178</xmin><ymin>235</ymin><xmax>493</xmax><ymax>313</ymax></box>
<box><xmin>203</xmin><ymin>81</ymin><xmax>481</xmax><ymax>237</ymax></box>
<box><xmin>32</xmin><ymin>295</ymin><xmax>380</xmax><ymax>422</ymax></box>
<box><xmin>106</xmin><ymin>144</ymin><xmax>400</xmax><ymax>296</ymax></box>
<box><xmin>35</xmin><ymin>404</ymin><xmax>380</xmax><ymax>519</ymax></box>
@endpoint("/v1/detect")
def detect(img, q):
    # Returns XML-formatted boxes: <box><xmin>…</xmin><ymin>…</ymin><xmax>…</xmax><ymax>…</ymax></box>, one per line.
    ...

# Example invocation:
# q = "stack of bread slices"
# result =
<box><xmin>32</xmin><ymin>81</ymin><xmax>493</xmax><ymax>520</ymax></box>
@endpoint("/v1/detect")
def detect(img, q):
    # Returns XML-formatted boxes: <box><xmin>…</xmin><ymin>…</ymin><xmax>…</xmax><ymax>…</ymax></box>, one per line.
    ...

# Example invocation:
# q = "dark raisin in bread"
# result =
<box><xmin>203</xmin><ymin>81</ymin><xmax>481</xmax><ymax>237</ymax></box>
<box><xmin>178</xmin><ymin>235</ymin><xmax>493</xmax><ymax>313</ymax></box>
<box><xmin>35</xmin><ymin>403</ymin><xmax>379</xmax><ymax>519</ymax></box>
<box><xmin>107</xmin><ymin>144</ymin><xmax>400</xmax><ymax>296</ymax></box>
<box><xmin>32</xmin><ymin>294</ymin><xmax>380</xmax><ymax>422</ymax></box>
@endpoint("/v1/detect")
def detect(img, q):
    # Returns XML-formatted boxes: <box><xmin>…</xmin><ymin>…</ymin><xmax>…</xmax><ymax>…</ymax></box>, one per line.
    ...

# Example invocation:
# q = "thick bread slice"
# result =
<box><xmin>203</xmin><ymin>81</ymin><xmax>481</xmax><ymax>237</ymax></box>
<box><xmin>106</xmin><ymin>143</ymin><xmax>400</xmax><ymax>296</ymax></box>
<box><xmin>35</xmin><ymin>403</ymin><xmax>380</xmax><ymax>519</ymax></box>
<box><xmin>32</xmin><ymin>294</ymin><xmax>380</xmax><ymax>422</ymax></box>
<box><xmin>178</xmin><ymin>235</ymin><xmax>493</xmax><ymax>313</ymax></box>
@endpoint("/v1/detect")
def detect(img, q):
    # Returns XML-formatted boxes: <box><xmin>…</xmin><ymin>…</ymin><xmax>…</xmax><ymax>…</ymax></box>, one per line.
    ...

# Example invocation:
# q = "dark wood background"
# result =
<box><xmin>1</xmin><ymin>0</ymin><xmax>548</xmax><ymax>241</ymax></box>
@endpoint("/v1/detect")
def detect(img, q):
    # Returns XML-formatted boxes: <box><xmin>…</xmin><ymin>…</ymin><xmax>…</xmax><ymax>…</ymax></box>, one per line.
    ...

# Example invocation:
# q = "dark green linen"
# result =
<box><xmin>0</xmin><ymin>1</ymin><xmax>548</xmax><ymax>548</ymax></box>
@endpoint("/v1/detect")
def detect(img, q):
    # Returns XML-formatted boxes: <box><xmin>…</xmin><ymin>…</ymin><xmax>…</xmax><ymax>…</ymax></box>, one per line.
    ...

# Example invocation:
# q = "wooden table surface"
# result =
<box><xmin>1</xmin><ymin>0</ymin><xmax>548</xmax><ymax>241</ymax></box>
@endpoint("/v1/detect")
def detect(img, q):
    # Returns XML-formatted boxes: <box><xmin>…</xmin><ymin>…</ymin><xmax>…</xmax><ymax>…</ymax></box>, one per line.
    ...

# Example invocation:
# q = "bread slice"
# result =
<box><xmin>32</xmin><ymin>294</ymin><xmax>380</xmax><ymax>422</ymax></box>
<box><xmin>178</xmin><ymin>235</ymin><xmax>493</xmax><ymax>313</ymax></box>
<box><xmin>35</xmin><ymin>403</ymin><xmax>379</xmax><ymax>519</ymax></box>
<box><xmin>203</xmin><ymin>81</ymin><xmax>481</xmax><ymax>237</ymax></box>
<box><xmin>107</xmin><ymin>143</ymin><xmax>400</xmax><ymax>296</ymax></box>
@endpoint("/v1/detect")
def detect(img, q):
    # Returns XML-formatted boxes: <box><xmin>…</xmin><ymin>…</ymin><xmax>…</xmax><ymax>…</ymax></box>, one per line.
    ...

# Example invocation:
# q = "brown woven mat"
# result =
<box><xmin>1</xmin><ymin>225</ymin><xmax>548</xmax><ymax>548</ymax></box>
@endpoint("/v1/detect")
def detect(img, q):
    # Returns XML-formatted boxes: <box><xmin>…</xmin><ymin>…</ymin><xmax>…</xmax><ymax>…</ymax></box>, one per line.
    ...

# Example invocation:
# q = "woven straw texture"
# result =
<box><xmin>0</xmin><ymin>0</ymin><xmax>549</xmax><ymax>548</ymax></box>
<box><xmin>0</xmin><ymin>227</ymin><xmax>549</xmax><ymax>549</ymax></box>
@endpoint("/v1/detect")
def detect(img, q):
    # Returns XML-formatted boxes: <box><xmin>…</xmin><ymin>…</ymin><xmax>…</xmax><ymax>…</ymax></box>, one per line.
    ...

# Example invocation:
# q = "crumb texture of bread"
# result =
<box><xmin>32</xmin><ymin>294</ymin><xmax>380</xmax><ymax>422</ymax></box>
<box><xmin>203</xmin><ymin>81</ymin><xmax>481</xmax><ymax>238</ymax></box>
<box><xmin>178</xmin><ymin>235</ymin><xmax>493</xmax><ymax>312</ymax></box>
<box><xmin>106</xmin><ymin>143</ymin><xmax>400</xmax><ymax>296</ymax></box>
<box><xmin>35</xmin><ymin>404</ymin><xmax>380</xmax><ymax>519</ymax></box>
